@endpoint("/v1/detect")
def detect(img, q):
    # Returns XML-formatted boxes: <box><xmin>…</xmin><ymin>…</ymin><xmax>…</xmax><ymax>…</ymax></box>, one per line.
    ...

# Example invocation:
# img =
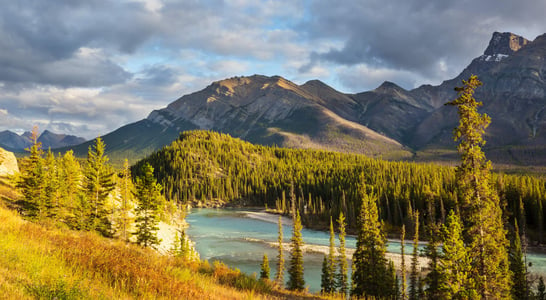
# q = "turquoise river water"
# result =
<box><xmin>185</xmin><ymin>208</ymin><xmax>546</xmax><ymax>293</ymax></box>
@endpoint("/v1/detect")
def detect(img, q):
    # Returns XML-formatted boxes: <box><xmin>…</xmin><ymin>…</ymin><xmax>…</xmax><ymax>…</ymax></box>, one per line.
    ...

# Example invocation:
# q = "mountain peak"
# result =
<box><xmin>484</xmin><ymin>32</ymin><xmax>529</xmax><ymax>56</ymax></box>
<box><xmin>374</xmin><ymin>81</ymin><xmax>406</xmax><ymax>93</ymax></box>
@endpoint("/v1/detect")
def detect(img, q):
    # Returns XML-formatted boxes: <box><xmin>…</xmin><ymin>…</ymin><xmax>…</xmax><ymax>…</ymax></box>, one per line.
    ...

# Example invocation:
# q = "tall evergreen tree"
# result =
<box><xmin>260</xmin><ymin>254</ymin><xmax>270</xmax><ymax>280</ymax></box>
<box><xmin>424</xmin><ymin>223</ymin><xmax>441</xmax><ymax>299</ymax></box>
<box><xmin>43</xmin><ymin>149</ymin><xmax>60</xmax><ymax>218</ymax></box>
<box><xmin>83</xmin><ymin>137</ymin><xmax>115</xmax><ymax>236</ymax></box>
<box><xmin>58</xmin><ymin>150</ymin><xmax>82</xmax><ymax>227</ymax></box>
<box><xmin>446</xmin><ymin>75</ymin><xmax>511</xmax><ymax>298</ymax></box>
<box><xmin>409</xmin><ymin>212</ymin><xmax>420</xmax><ymax>300</ymax></box>
<box><xmin>401</xmin><ymin>224</ymin><xmax>407</xmax><ymax>300</ymax></box>
<box><xmin>336</xmin><ymin>212</ymin><xmax>348</xmax><ymax>296</ymax></box>
<box><xmin>351</xmin><ymin>189</ymin><xmax>395</xmax><ymax>298</ymax></box>
<box><xmin>438</xmin><ymin>211</ymin><xmax>473</xmax><ymax>299</ymax></box>
<box><xmin>321</xmin><ymin>217</ymin><xmax>336</xmax><ymax>293</ymax></box>
<box><xmin>287</xmin><ymin>210</ymin><xmax>305</xmax><ymax>291</ymax></box>
<box><xmin>17</xmin><ymin>126</ymin><xmax>44</xmax><ymax>219</ymax></box>
<box><xmin>275</xmin><ymin>216</ymin><xmax>285</xmax><ymax>286</ymax></box>
<box><xmin>133</xmin><ymin>163</ymin><xmax>162</xmax><ymax>248</ymax></box>
<box><xmin>321</xmin><ymin>255</ymin><xmax>332</xmax><ymax>294</ymax></box>
<box><xmin>509</xmin><ymin>220</ymin><xmax>528</xmax><ymax>300</ymax></box>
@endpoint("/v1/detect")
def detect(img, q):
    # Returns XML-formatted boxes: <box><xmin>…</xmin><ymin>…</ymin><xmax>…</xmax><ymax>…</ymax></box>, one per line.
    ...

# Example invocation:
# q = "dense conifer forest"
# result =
<box><xmin>133</xmin><ymin>130</ymin><xmax>546</xmax><ymax>243</ymax></box>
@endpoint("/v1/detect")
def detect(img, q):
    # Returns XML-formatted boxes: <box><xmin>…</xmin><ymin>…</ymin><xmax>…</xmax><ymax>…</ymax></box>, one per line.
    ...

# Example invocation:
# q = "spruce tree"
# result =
<box><xmin>351</xmin><ymin>190</ymin><xmax>395</xmax><ymax>298</ymax></box>
<box><xmin>401</xmin><ymin>224</ymin><xmax>407</xmax><ymax>300</ymax></box>
<box><xmin>446</xmin><ymin>75</ymin><xmax>511</xmax><ymax>298</ymax></box>
<box><xmin>438</xmin><ymin>211</ymin><xmax>472</xmax><ymax>299</ymax></box>
<box><xmin>260</xmin><ymin>254</ymin><xmax>270</xmax><ymax>280</ymax></box>
<box><xmin>275</xmin><ymin>216</ymin><xmax>285</xmax><ymax>286</ymax></box>
<box><xmin>509</xmin><ymin>220</ymin><xmax>528</xmax><ymax>299</ymax></box>
<box><xmin>133</xmin><ymin>163</ymin><xmax>162</xmax><ymax>248</ymax></box>
<box><xmin>17</xmin><ymin>127</ymin><xmax>44</xmax><ymax>219</ymax></box>
<box><xmin>409</xmin><ymin>212</ymin><xmax>420</xmax><ymax>300</ymax></box>
<box><xmin>320</xmin><ymin>217</ymin><xmax>336</xmax><ymax>294</ymax></box>
<box><xmin>58</xmin><ymin>150</ymin><xmax>82</xmax><ymax>227</ymax></box>
<box><xmin>287</xmin><ymin>210</ymin><xmax>305</xmax><ymax>291</ymax></box>
<box><xmin>336</xmin><ymin>212</ymin><xmax>348</xmax><ymax>295</ymax></box>
<box><xmin>321</xmin><ymin>255</ymin><xmax>331</xmax><ymax>294</ymax></box>
<box><xmin>43</xmin><ymin>149</ymin><xmax>59</xmax><ymax>218</ymax></box>
<box><xmin>82</xmin><ymin>137</ymin><xmax>115</xmax><ymax>236</ymax></box>
<box><xmin>424</xmin><ymin>223</ymin><xmax>441</xmax><ymax>299</ymax></box>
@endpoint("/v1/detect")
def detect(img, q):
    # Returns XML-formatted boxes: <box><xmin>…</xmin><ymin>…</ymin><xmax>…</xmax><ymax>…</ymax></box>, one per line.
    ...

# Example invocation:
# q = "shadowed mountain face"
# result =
<box><xmin>66</xmin><ymin>31</ymin><xmax>546</xmax><ymax>166</ymax></box>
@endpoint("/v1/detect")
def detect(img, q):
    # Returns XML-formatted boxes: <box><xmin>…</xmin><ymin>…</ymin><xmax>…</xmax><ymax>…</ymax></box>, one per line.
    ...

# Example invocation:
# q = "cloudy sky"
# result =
<box><xmin>1</xmin><ymin>0</ymin><xmax>545</xmax><ymax>139</ymax></box>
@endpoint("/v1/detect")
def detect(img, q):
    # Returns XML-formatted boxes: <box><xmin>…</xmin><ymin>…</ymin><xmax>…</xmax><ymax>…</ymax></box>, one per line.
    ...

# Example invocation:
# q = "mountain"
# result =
<box><xmin>410</xmin><ymin>32</ymin><xmax>546</xmax><ymax>164</ymax></box>
<box><xmin>0</xmin><ymin>131</ymin><xmax>32</xmax><ymax>151</ymax></box>
<box><xmin>37</xmin><ymin>130</ymin><xmax>87</xmax><ymax>150</ymax></box>
<box><xmin>66</xmin><ymin>31</ymin><xmax>546</xmax><ymax>166</ymax></box>
<box><xmin>75</xmin><ymin>75</ymin><xmax>412</xmax><ymax>164</ymax></box>
<box><xmin>0</xmin><ymin>130</ymin><xmax>86</xmax><ymax>152</ymax></box>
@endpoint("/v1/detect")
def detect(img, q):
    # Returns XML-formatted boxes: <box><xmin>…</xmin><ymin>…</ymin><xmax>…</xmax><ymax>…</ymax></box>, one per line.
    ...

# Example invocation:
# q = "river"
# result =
<box><xmin>185</xmin><ymin>208</ymin><xmax>546</xmax><ymax>293</ymax></box>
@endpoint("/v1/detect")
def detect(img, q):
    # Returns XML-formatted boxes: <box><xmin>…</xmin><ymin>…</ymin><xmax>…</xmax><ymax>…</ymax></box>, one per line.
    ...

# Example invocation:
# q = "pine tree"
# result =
<box><xmin>509</xmin><ymin>220</ymin><xmax>528</xmax><ymax>299</ymax></box>
<box><xmin>401</xmin><ymin>224</ymin><xmax>407</xmax><ymax>300</ymax></box>
<box><xmin>351</xmin><ymin>190</ymin><xmax>395</xmax><ymax>298</ymax></box>
<box><xmin>409</xmin><ymin>212</ymin><xmax>420</xmax><ymax>300</ymax></box>
<box><xmin>424</xmin><ymin>223</ymin><xmax>441</xmax><ymax>299</ymax></box>
<box><xmin>336</xmin><ymin>211</ymin><xmax>348</xmax><ymax>295</ymax></box>
<box><xmin>326</xmin><ymin>217</ymin><xmax>337</xmax><ymax>292</ymax></box>
<box><xmin>43</xmin><ymin>149</ymin><xmax>60</xmax><ymax>218</ymax></box>
<box><xmin>438</xmin><ymin>211</ymin><xmax>472</xmax><ymax>299</ymax></box>
<box><xmin>260</xmin><ymin>254</ymin><xmax>270</xmax><ymax>280</ymax></box>
<box><xmin>133</xmin><ymin>163</ymin><xmax>162</xmax><ymax>248</ymax></box>
<box><xmin>320</xmin><ymin>217</ymin><xmax>336</xmax><ymax>294</ymax></box>
<box><xmin>82</xmin><ymin>137</ymin><xmax>115</xmax><ymax>236</ymax></box>
<box><xmin>58</xmin><ymin>150</ymin><xmax>82</xmax><ymax>227</ymax></box>
<box><xmin>17</xmin><ymin>126</ymin><xmax>44</xmax><ymax>220</ymax></box>
<box><xmin>321</xmin><ymin>255</ymin><xmax>331</xmax><ymax>294</ymax></box>
<box><xmin>275</xmin><ymin>216</ymin><xmax>285</xmax><ymax>286</ymax></box>
<box><xmin>287</xmin><ymin>210</ymin><xmax>305</xmax><ymax>291</ymax></box>
<box><xmin>388</xmin><ymin>260</ymin><xmax>400</xmax><ymax>298</ymax></box>
<box><xmin>446</xmin><ymin>75</ymin><xmax>511</xmax><ymax>298</ymax></box>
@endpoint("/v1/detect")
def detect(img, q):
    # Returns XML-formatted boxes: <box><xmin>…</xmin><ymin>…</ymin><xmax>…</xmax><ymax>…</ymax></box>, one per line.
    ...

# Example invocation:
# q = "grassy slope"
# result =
<box><xmin>0</xmin><ymin>178</ymin><xmax>327</xmax><ymax>300</ymax></box>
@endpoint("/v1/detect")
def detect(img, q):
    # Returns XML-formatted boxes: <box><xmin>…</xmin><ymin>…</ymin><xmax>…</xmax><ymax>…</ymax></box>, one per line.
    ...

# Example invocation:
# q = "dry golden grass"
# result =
<box><xmin>0</xmin><ymin>182</ymin><xmax>328</xmax><ymax>299</ymax></box>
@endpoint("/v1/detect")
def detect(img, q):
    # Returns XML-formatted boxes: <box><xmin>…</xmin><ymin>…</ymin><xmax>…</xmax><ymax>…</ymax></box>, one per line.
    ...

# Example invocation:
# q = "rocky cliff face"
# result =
<box><xmin>411</xmin><ymin>32</ymin><xmax>546</xmax><ymax>163</ymax></box>
<box><xmin>0</xmin><ymin>147</ymin><xmax>19</xmax><ymax>176</ymax></box>
<box><xmin>484</xmin><ymin>32</ymin><xmax>529</xmax><ymax>56</ymax></box>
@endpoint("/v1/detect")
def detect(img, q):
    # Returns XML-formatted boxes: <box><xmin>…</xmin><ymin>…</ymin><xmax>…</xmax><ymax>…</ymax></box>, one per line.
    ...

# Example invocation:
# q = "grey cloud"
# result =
<box><xmin>139</xmin><ymin>65</ymin><xmax>178</xmax><ymax>86</ymax></box>
<box><xmin>0</xmin><ymin>0</ymin><xmax>156</xmax><ymax>87</ymax></box>
<box><xmin>303</xmin><ymin>0</ymin><xmax>546</xmax><ymax>81</ymax></box>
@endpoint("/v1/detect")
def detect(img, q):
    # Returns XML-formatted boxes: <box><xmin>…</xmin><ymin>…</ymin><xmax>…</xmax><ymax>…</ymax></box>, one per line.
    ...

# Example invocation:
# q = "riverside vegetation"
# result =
<box><xmin>4</xmin><ymin>76</ymin><xmax>546</xmax><ymax>299</ymax></box>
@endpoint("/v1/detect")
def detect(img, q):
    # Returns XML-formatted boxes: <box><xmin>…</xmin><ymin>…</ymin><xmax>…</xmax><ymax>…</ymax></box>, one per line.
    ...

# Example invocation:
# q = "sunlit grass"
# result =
<box><xmin>0</xmin><ymin>193</ymin><xmax>330</xmax><ymax>299</ymax></box>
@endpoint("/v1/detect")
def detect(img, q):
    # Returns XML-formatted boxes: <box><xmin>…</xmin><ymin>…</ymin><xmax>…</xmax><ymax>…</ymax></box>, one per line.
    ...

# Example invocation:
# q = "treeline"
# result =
<box><xmin>133</xmin><ymin>130</ymin><xmax>546</xmax><ymax>242</ymax></box>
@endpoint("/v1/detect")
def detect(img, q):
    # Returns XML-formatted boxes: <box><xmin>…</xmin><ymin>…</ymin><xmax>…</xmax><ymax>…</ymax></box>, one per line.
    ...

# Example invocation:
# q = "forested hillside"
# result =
<box><xmin>134</xmin><ymin>130</ymin><xmax>546</xmax><ymax>243</ymax></box>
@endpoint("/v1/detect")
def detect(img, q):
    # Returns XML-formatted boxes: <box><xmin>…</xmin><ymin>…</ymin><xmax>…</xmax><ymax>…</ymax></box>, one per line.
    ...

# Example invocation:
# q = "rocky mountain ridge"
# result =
<box><xmin>32</xmin><ymin>31</ymin><xmax>546</xmax><ymax>166</ymax></box>
<box><xmin>0</xmin><ymin>130</ymin><xmax>86</xmax><ymax>152</ymax></box>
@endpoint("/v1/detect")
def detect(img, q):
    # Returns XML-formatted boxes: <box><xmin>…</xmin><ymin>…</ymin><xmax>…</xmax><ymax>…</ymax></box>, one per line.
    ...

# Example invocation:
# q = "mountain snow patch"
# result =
<box><xmin>479</xmin><ymin>53</ymin><xmax>509</xmax><ymax>62</ymax></box>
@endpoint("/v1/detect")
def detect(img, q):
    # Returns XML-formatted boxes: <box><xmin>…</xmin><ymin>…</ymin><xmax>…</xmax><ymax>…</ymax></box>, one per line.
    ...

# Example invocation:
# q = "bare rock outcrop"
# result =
<box><xmin>0</xmin><ymin>147</ymin><xmax>19</xmax><ymax>176</ymax></box>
